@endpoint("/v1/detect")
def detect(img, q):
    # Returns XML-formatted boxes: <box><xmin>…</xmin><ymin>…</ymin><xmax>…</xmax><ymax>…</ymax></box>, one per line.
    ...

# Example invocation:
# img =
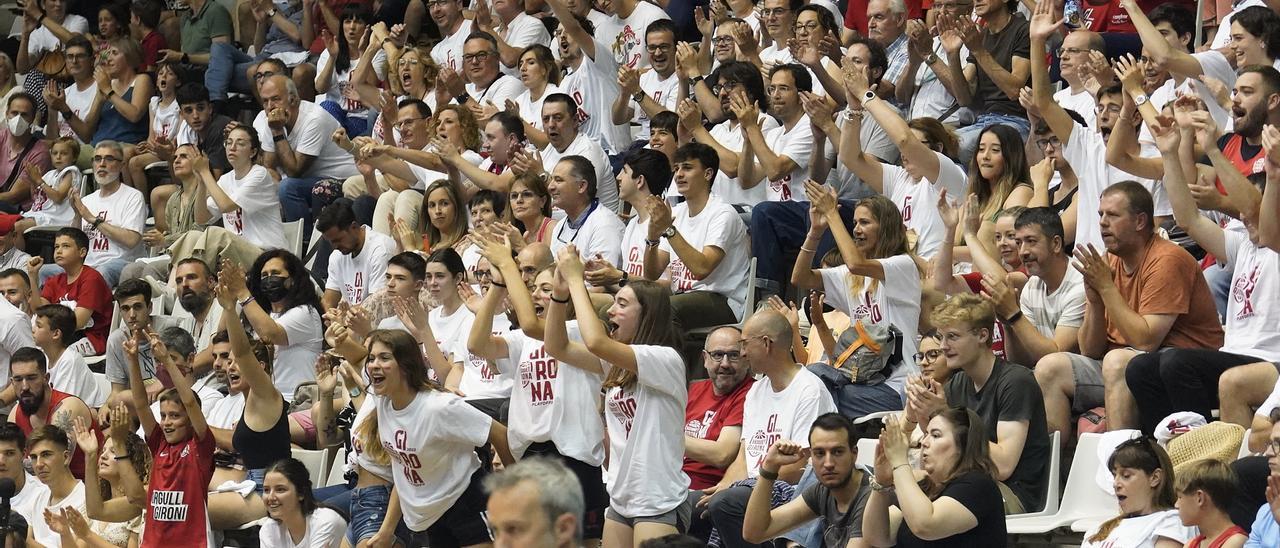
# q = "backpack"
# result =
<box><xmin>811</xmin><ymin>320</ymin><xmax>904</xmax><ymax>387</ymax></box>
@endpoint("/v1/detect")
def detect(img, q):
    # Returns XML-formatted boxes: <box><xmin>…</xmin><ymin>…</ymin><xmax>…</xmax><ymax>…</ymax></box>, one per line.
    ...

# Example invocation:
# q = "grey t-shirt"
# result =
<box><xmin>800</xmin><ymin>468</ymin><xmax>873</xmax><ymax>547</ymax></box>
<box><xmin>104</xmin><ymin>316</ymin><xmax>183</xmax><ymax>385</ymax></box>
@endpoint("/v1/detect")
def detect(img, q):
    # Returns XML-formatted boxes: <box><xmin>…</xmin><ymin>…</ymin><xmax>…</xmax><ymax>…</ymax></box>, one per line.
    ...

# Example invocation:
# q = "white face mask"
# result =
<box><xmin>7</xmin><ymin>115</ymin><xmax>29</xmax><ymax>137</ymax></box>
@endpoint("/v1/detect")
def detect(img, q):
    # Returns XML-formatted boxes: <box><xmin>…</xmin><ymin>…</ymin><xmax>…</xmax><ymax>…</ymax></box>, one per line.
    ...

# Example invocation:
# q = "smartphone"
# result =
<box><xmin>1063</xmin><ymin>0</ymin><xmax>1084</xmax><ymax>29</ymax></box>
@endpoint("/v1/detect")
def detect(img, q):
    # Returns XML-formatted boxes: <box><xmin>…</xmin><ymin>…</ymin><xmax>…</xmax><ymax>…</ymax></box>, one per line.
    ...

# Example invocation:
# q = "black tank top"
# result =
<box><xmin>232</xmin><ymin>397</ymin><xmax>291</xmax><ymax>470</ymax></box>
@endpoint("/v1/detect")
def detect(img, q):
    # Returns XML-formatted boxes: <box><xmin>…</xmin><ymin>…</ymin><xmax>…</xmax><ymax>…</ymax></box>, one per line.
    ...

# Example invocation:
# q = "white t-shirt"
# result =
<box><xmin>48</xmin><ymin>350</ymin><xmax>106</xmax><ymax>408</ymax></box>
<box><xmin>660</xmin><ymin>198</ymin><xmax>750</xmax><ymax>319</ymax></box>
<box><xmin>1220</xmin><ymin>230</ymin><xmax>1280</xmax><ymax>361</ymax></box>
<box><xmin>315</xmin><ymin>49</ymin><xmax>388</xmax><ymax>120</ymax></box>
<box><xmin>500</xmin><ymin>12</ymin><xmax>551</xmax><ymax>75</ymax></box>
<box><xmin>1210</xmin><ymin>0</ymin><xmax>1267</xmax><ymax>49</ymax></box>
<box><xmin>1053</xmin><ymin>86</ymin><xmax>1097</xmax><ymax>129</ymax></box>
<box><xmin>0</xmin><ymin>298</ymin><xmax>33</xmax><ymax>387</ymax></box>
<box><xmin>464</xmin><ymin>74</ymin><xmax>527</xmax><ymax>109</ymax></box>
<box><xmin>708</xmin><ymin>114</ymin><xmax>779</xmax><ymax>206</ymax></box>
<box><xmin>878</xmin><ymin>152</ymin><xmax>967</xmax><ymax>260</ymax></box>
<box><xmin>741</xmin><ymin>367</ymin><xmax>837</xmax><ymax>478</ymax></box>
<box><xmin>81</xmin><ymin>184</ymin><xmax>146</xmax><ymax>270</ymax></box>
<box><xmin>61</xmin><ymin>80</ymin><xmax>98</xmax><ymax>142</ymax></box>
<box><xmin>208</xmin><ymin>165</ymin><xmax>287</xmax><ymax>250</ymax></box>
<box><xmin>547</xmin><ymin>202</ymin><xmax>626</xmax><ymax>267</ymax></box>
<box><xmin>270</xmin><ymin>306</ymin><xmax>324</xmax><ymax>400</ymax></box>
<box><xmin>560</xmin><ymin>39</ymin><xmax>631</xmax><ymax>154</ymax></box>
<box><xmin>325</xmin><ymin>228</ymin><xmax>395</xmax><ymax>306</ymax></box>
<box><xmin>1080</xmin><ymin>509</ymin><xmax>1195</xmax><ymax>548</ymax></box>
<box><xmin>11</xmin><ymin>474</ymin><xmax>49</xmax><ymax>529</ymax></box>
<box><xmin>602</xmin><ymin>345</ymin><xmax>689</xmax><ymax>517</ymax></box>
<box><xmin>431</xmin><ymin>305</ymin><xmax>513</xmax><ymax>402</ymax></box>
<box><xmin>254</xmin><ymin>100</ymin><xmax>360</xmax><ymax>180</ymax></box>
<box><xmin>350</xmin><ymin>396</ymin><xmax>393</xmax><ymax>481</ymax></box>
<box><xmin>818</xmin><ymin>255</ymin><xmax>922</xmax><ymax>396</ymax></box>
<box><xmin>497</xmin><ymin>326</ymin><xmax>605</xmax><ymax>465</ymax></box>
<box><xmin>29</xmin><ymin>481</ymin><xmax>86</xmax><ymax>548</ymax></box>
<box><xmin>27</xmin><ymin>15</ymin><xmax>88</xmax><ymax>55</ymax></box>
<box><xmin>541</xmin><ymin>132</ymin><xmax>620</xmax><ymax>212</ymax></box>
<box><xmin>1019</xmin><ymin>265</ymin><xmax>1087</xmax><ymax>338</ymax></box>
<box><xmin>431</xmin><ymin>19</ymin><xmax>474</xmax><ymax>72</ymax></box>
<box><xmin>259</xmin><ymin>507</ymin><xmax>346</xmax><ymax>548</ymax></box>
<box><xmin>24</xmin><ymin>166</ymin><xmax>79</xmax><ymax>226</ymax></box>
<box><xmin>150</xmin><ymin>97</ymin><xmax>181</xmax><ymax>140</ymax></box>
<box><xmin>602</xmin><ymin>1</ymin><xmax>670</xmax><ymax>69</ymax></box>
<box><xmin>620</xmin><ymin>215</ymin><xmax>652</xmax><ymax>279</ymax></box>
<box><xmin>375</xmin><ymin>390</ymin><xmax>491</xmax><ymax>531</ymax></box>
<box><xmin>634</xmin><ymin>69</ymin><xmax>680</xmax><ymax>140</ymax></box>
<box><xmin>1062</xmin><ymin>123</ymin><xmax>1112</xmax><ymax>250</ymax></box>
<box><xmin>516</xmin><ymin>83</ymin><xmax>561</xmax><ymax>131</ymax></box>
<box><xmin>761</xmin><ymin>115</ymin><xmax>813</xmax><ymax>202</ymax></box>
<box><xmin>206</xmin><ymin>392</ymin><xmax>246</xmax><ymax>430</ymax></box>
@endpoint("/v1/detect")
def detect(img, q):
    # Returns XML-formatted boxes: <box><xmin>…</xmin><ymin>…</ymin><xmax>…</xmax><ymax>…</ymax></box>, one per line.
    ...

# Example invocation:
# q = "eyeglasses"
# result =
<box><xmin>1056</xmin><ymin>47</ymin><xmax>1088</xmax><ymax>57</ymax></box>
<box><xmin>474</xmin><ymin>269</ymin><xmax>493</xmax><ymax>280</ymax></box>
<box><xmin>1266</xmin><ymin>439</ymin><xmax>1280</xmax><ymax>455</ymax></box>
<box><xmin>760</xmin><ymin>7</ymin><xmax>790</xmax><ymax>17</ymax></box>
<box><xmin>397</xmin><ymin>58</ymin><xmax>420</xmax><ymax>67</ymax></box>
<box><xmin>93</xmin><ymin>155</ymin><xmax>122</xmax><ymax>163</ymax></box>
<box><xmin>254</xmin><ymin>70</ymin><xmax>279</xmax><ymax>80</ymax></box>
<box><xmin>712</xmin><ymin>36</ymin><xmax>736</xmax><ymax>45</ymax></box>
<box><xmin>395</xmin><ymin>117</ymin><xmax>427</xmax><ymax>129</ymax></box>
<box><xmin>713</xmin><ymin>81</ymin><xmax>743</xmax><ymax>95</ymax></box>
<box><xmin>1035</xmin><ymin>136</ymin><xmax>1062</xmax><ymax>150</ymax></box>
<box><xmin>913</xmin><ymin>349</ymin><xmax>944</xmax><ymax>363</ymax></box>
<box><xmin>463</xmin><ymin>51</ymin><xmax>495</xmax><ymax>63</ymax></box>
<box><xmin>65</xmin><ymin>52</ymin><xmax>89</xmax><ymax>61</ymax></box>
<box><xmin>793</xmin><ymin>22</ymin><xmax>821</xmax><ymax>33</ymax></box>
<box><xmin>646</xmin><ymin>43</ymin><xmax>673</xmax><ymax>53</ymax></box>
<box><xmin>509</xmin><ymin>190</ymin><xmax>538</xmax><ymax>201</ymax></box>
<box><xmin>704</xmin><ymin>350</ymin><xmax>742</xmax><ymax>363</ymax></box>
<box><xmin>425</xmin><ymin>0</ymin><xmax>452</xmax><ymax>6</ymax></box>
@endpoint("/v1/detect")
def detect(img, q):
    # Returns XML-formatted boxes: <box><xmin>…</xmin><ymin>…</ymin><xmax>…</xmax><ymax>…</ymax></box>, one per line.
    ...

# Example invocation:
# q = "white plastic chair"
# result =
<box><xmin>1009</xmin><ymin>431</ymin><xmax>1063</xmax><ymax>520</ymax></box>
<box><xmin>1240</xmin><ymin>429</ymin><xmax>1256</xmax><ymax>458</ymax></box>
<box><xmin>325</xmin><ymin>447</ymin><xmax>349</xmax><ymax>487</ymax></box>
<box><xmin>855</xmin><ymin>437</ymin><xmax>879</xmax><ymax>469</ymax></box>
<box><xmin>1007</xmin><ymin>432</ymin><xmax>1118</xmax><ymax>535</ymax></box>
<box><xmin>292</xmin><ymin>447</ymin><xmax>330</xmax><ymax>488</ymax></box>
<box><xmin>281</xmin><ymin>220</ymin><xmax>304</xmax><ymax>260</ymax></box>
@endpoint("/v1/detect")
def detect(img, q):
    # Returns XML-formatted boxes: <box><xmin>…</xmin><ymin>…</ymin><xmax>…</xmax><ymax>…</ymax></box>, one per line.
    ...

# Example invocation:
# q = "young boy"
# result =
<box><xmin>128</xmin><ymin>326</ymin><xmax>214</xmax><ymax>548</ymax></box>
<box><xmin>30</xmin><ymin>305</ymin><xmax>106</xmax><ymax>407</ymax></box>
<box><xmin>1176</xmin><ymin>459</ymin><xmax>1247</xmax><ymax>548</ymax></box>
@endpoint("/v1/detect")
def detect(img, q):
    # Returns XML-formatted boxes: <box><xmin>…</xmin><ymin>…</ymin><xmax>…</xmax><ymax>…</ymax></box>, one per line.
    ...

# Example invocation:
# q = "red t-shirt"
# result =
<box><xmin>682</xmin><ymin>377</ymin><xmax>755</xmax><ymax>490</ymax></box>
<box><xmin>139</xmin><ymin>31</ymin><xmax>167</xmax><ymax>73</ymax></box>
<box><xmin>961</xmin><ymin>272</ymin><xmax>1006</xmax><ymax>359</ymax></box>
<box><xmin>143</xmin><ymin>424</ymin><xmax>215</xmax><ymax>548</ymax></box>
<box><xmin>40</xmin><ymin>266</ymin><xmax>112</xmax><ymax>355</ymax></box>
<box><xmin>1081</xmin><ymin>0</ymin><xmax>1135</xmax><ymax>33</ymax></box>
<box><xmin>12</xmin><ymin>389</ymin><xmax>99</xmax><ymax>480</ymax></box>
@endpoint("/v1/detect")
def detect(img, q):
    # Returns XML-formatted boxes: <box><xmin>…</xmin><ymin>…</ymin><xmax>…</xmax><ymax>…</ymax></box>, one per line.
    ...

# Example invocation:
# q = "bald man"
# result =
<box><xmin>1052</xmin><ymin>29</ymin><xmax>1106</xmax><ymax>129</ymax></box>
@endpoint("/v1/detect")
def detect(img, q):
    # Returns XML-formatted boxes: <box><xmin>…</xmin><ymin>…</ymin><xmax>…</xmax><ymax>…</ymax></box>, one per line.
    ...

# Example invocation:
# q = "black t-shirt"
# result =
<box><xmin>895</xmin><ymin>471</ymin><xmax>1008</xmax><ymax>547</ymax></box>
<box><xmin>967</xmin><ymin>14</ymin><xmax>1031</xmax><ymax>117</ymax></box>
<box><xmin>943</xmin><ymin>359</ymin><xmax>1050</xmax><ymax>512</ymax></box>
<box><xmin>800</xmin><ymin>470</ymin><xmax>873</xmax><ymax>547</ymax></box>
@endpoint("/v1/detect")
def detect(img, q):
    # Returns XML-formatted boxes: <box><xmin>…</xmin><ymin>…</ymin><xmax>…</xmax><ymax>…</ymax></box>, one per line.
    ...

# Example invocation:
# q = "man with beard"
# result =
<box><xmin>65</xmin><ymin>141</ymin><xmax>146</xmax><ymax>287</ymax></box>
<box><xmin>0</xmin><ymin>269</ymin><xmax>31</xmax><ymax>312</ymax></box>
<box><xmin>171</xmin><ymin>257</ymin><xmax>224</xmax><ymax>361</ymax></box>
<box><xmin>742</xmin><ymin>414</ymin><xmax>873</xmax><ymax>547</ymax></box>
<box><xmin>5</xmin><ymin>348</ymin><xmax>98</xmax><ymax>481</ymax></box>
<box><xmin>105</xmin><ymin>279</ymin><xmax>183</xmax><ymax>399</ymax></box>
<box><xmin>683</xmin><ymin>326</ymin><xmax>753</xmax><ymax>541</ymax></box>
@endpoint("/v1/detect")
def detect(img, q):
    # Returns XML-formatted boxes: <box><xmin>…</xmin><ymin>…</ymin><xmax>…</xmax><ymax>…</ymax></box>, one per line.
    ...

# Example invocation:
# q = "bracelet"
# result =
<box><xmin>644</xmin><ymin>238</ymin><xmax>661</xmax><ymax>247</ymax></box>
<box><xmin>1004</xmin><ymin>310</ymin><xmax>1024</xmax><ymax>325</ymax></box>
<box><xmin>618</xmin><ymin>270</ymin><xmax>629</xmax><ymax>287</ymax></box>
<box><xmin>181</xmin><ymin>53</ymin><xmax>190</xmax><ymax>64</ymax></box>
<box><xmin>758</xmin><ymin>468</ymin><xmax>779</xmax><ymax>482</ymax></box>
<box><xmin>238</xmin><ymin>295</ymin><xmax>255</xmax><ymax>308</ymax></box>
<box><xmin>893</xmin><ymin>463</ymin><xmax>912</xmax><ymax>473</ymax></box>
<box><xmin>550</xmin><ymin>294</ymin><xmax>570</xmax><ymax>304</ymax></box>
<box><xmin>799</xmin><ymin>246</ymin><xmax>816</xmax><ymax>254</ymax></box>
<box><xmin>490</xmin><ymin>280</ymin><xmax>506</xmax><ymax>288</ymax></box>
<box><xmin>272</xmin><ymin>133</ymin><xmax>287</xmax><ymax>142</ymax></box>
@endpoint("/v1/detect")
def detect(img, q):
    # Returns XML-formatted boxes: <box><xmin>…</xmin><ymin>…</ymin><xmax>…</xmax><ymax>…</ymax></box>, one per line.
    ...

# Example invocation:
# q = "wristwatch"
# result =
<box><xmin>686</xmin><ymin>75</ymin><xmax>703</xmax><ymax>87</ymax></box>
<box><xmin>1132</xmin><ymin>93</ymin><xmax>1149</xmax><ymax>107</ymax></box>
<box><xmin>632</xmin><ymin>90</ymin><xmax>646</xmax><ymax>103</ymax></box>
<box><xmin>660</xmin><ymin>226</ymin><xmax>677</xmax><ymax>239</ymax></box>
<box><xmin>861</xmin><ymin>90</ymin><xmax>877</xmax><ymax>104</ymax></box>
<box><xmin>348</xmin><ymin>385</ymin><xmax>362</xmax><ymax>398</ymax></box>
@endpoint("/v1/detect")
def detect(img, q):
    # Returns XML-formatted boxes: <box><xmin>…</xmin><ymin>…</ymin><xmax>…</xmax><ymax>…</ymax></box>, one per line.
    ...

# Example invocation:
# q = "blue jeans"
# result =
<box><xmin>954</xmin><ymin>113</ymin><xmax>1032</xmax><ymax>165</ymax></box>
<box><xmin>279</xmin><ymin>175</ymin><xmax>324</xmax><ymax>229</ymax></box>
<box><xmin>749</xmin><ymin>200</ymin><xmax>856</xmax><ymax>294</ymax></box>
<box><xmin>1203</xmin><ymin>260</ymin><xmax>1233</xmax><ymax>321</ymax></box>
<box><xmin>205</xmin><ymin>42</ymin><xmax>264</xmax><ymax>101</ymax></box>
<box><xmin>319</xmin><ymin>100</ymin><xmax>371</xmax><ymax>137</ymax></box>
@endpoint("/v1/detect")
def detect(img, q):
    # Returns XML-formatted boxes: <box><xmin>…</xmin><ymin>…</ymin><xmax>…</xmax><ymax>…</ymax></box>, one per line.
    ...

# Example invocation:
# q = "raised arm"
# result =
<box><xmin>1260</xmin><ymin>125</ymin><xmax>1280</xmax><ymax>250</ymax></box>
<box><xmin>1028</xmin><ymin>0</ymin><xmax>1076</xmax><ymax>145</ymax></box>
<box><xmin>551</xmin><ymin>247</ymin><xmax>617</xmax><ymax>373</ymax></box>
<box><xmin>214</xmin><ymin>268</ymin><xmax>279</xmax><ymax>419</ymax></box>
<box><xmin>1120</xmin><ymin>0</ymin><xmax>1205</xmax><ymax>79</ymax></box>
<box><xmin>1156</xmin><ymin>114</ymin><xmax>1227</xmax><ymax>259</ymax></box>
<box><xmin>123</xmin><ymin>333</ymin><xmax>157</xmax><ymax>436</ymax></box>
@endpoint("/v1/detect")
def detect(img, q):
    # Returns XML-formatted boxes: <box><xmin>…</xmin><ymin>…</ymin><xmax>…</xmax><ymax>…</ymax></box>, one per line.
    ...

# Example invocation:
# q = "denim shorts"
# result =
<box><xmin>345</xmin><ymin>484</ymin><xmax>409</xmax><ymax>545</ymax></box>
<box><xmin>246</xmin><ymin>468</ymin><xmax>266</xmax><ymax>494</ymax></box>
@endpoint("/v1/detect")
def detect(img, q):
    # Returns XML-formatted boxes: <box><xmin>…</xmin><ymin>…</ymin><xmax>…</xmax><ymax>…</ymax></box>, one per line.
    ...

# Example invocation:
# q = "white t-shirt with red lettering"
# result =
<box><xmin>560</xmin><ymin>38</ymin><xmax>630</xmax><ymax>155</ymax></box>
<box><xmin>497</xmin><ymin>325</ymin><xmax>605</xmax><ymax>465</ymax></box>
<box><xmin>878</xmin><ymin>152</ymin><xmax>967</xmax><ymax>260</ymax></box>
<box><xmin>431</xmin><ymin>303</ymin><xmax>513</xmax><ymax>401</ymax></box>
<box><xmin>659</xmin><ymin>197</ymin><xmax>750</xmax><ymax>320</ymax></box>
<box><xmin>80</xmin><ymin>184</ymin><xmax>146</xmax><ymax>269</ymax></box>
<box><xmin>375</xmin><ymin>390</ymin><xmax>491</xmax><ymax>531</ymax></box>
<box><xmin>324</xmin><ymin>228</ymin><xmax>395</xmax><ymax>306</ymax></box>
<box><xmin>634</xmin><ymin>69</ymin><xmax>680</xmax><ymax>140</ymax></box>
<box><xmin>620</xmin><ymin>214</ymin><xmax>652</xmax><ymax>279</ymax></box>
<box><xmin>709</xmin><ymin>115</ymin><xmax>779</xmax><ymax>207</ymax></box>
<box><xmin>208</xmin><ymin>164</ymin><xmax>287</xmax><ymax>251</ymax></box>
<box><xmin>602</xmin><ymin>345</ymin><xmax>689</xmax><ymax>517</ymax></box>
<box><xmin>741</xmin><ymin>367</ymin><xmax>836</xmax><ymax>478</ymax></box>
<box><xmin>818</xmin><ymin>255</ymin><xmax>922</xmax><ymax>396</ymax></box>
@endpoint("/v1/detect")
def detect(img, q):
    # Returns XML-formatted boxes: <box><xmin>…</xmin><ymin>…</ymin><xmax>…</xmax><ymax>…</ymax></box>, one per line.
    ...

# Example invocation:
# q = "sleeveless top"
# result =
<box><xmin>232</xmin><ymin>397</ymin><xmax>291</xmax><ymax>470</ymax></box>
<box><xmin>14</xmin><ymin>389</ymin><xmax>99</xmax><ymax>479</ymax></box>
<box><xmin>1187</xmin><ymin>526</ymin><xmax>1247</xmax><ymax>548</ymax></box>
<box><xmin>93</xmin><ymin>82</ymin><xmax>148</xmax><ymax>145</ymax></box>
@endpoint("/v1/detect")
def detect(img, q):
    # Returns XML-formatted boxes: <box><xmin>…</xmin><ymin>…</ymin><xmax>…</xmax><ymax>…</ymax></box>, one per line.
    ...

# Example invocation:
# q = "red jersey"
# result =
<box><xmin>40</xmin><ymin>267</ymin><xmax>112</xmax><ymax>354</ymax></box>
<box><xmin>12</xmin><ymin>389</ymin><xmax>99</xmax><ymax>480</ymax></box>
<box><xmin>1081</xmin><ymin>0</ymin><xmax>1135</xmax><ymax>33</ymax></box>
<box><xmin>1216</xmin><ymin>132</ymin><xmax>1267</xmax><ymax>192</ymax></box>
<box><xmin>143</xmin><ymin>424</ymin><xmax>215</xmax><ymax>548</ymax></box>
<box><xmin>961</xmin><ymin>272</ymin><xmax>1007</xmax><ymax>359</ymax></box>
<box><xmin>682</xmin><ymin>377</ymin><xmax>755</xmax><ymax>490</ymax></box>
